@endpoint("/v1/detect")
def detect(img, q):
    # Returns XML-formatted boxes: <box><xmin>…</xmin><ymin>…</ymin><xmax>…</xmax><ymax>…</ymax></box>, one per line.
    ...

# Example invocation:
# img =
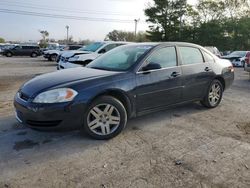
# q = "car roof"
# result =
<box><xmin>125</xmin><ymin>42</ymin><xmax>205</xmax><ymax>48</ymax></box>
<box><xmin>95</xmin><ymin>41</ymin><xmax>133</xmax><ymax>44</ymax></box>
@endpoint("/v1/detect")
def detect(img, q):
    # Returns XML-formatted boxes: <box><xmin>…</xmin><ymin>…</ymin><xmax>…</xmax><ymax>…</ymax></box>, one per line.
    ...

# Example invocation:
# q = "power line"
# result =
<box><xmin>0</xmin><ymin>1</ymin><xmax>136</xmax><ymax>17</ymax></box>
<box><xmin>0</xmin><ymin>8</ymin><xmax>135</xmax><ymax>23</ymax></box>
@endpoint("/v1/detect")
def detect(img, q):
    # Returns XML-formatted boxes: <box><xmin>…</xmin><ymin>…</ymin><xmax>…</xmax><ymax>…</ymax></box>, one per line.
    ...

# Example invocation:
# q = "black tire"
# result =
<box><xmin>201</xmin><ymin>79</ymin><xmax>223</xmax><ymax>108</ymax></box>
<box><xmin>83</xmin><ymin>96</ymin><xmax>127</xmax><ymax>140</ymax></box>
<box><xmin>6</xmin><ymin>52</ymin><xmax>12</xmax><ymax>57</ymax></box>
<box><xmin>49</xmin><ymin>54</ymin><xmax>57</xmax><ymax>61</ymax></box>
<box><xmin>242</xmin><ymin>61</ymin><xmax>245</xmax><ymax>68</ymax></box>
<box><xmin>31</xmin><ymin>52</ymin><xmax>38</xmax><ymax>58</ymax></box>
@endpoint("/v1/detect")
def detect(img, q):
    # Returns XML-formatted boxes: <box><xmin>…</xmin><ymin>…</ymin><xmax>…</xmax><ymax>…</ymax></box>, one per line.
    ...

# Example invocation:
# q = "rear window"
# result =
<box><xmin>69</xmin><ymin>46</ymin><xmax>81</xmax><ymax>50</ymax></box>
<box><xmin>202</xmin><ymin>51</ymin><xmax>214</xmax><ymax>63</ymax></box>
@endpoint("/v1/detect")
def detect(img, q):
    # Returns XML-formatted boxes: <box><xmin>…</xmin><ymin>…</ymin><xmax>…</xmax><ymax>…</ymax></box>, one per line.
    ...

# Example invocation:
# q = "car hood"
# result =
<box><xmin>20</xmin><ymin>67</ymin><xmax>119</xmax><ymax>97</ymax></box>
<box><xmin>61</xmin><ymin>50</ymin><xmax>92</xmax><ymax>58</ymax></box>
<box><xmin>69</xmin><ymin>53</ymin><xmax>99</xmax><ymax>62</ymax></box>
<box><xmin>44</xmin><ymin>50</ymin><xmax>60</xmax><ymax>54</ymax></box>
<box><xmin>222</xmin><ymin>55</ymin><xmax>243</xmax><ymax>59</ymax></box>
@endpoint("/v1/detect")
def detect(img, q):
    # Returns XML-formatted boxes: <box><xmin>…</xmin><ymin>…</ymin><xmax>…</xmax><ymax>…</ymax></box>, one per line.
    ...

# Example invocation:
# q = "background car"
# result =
<box><xmin>204</xmin><ymin>46</ymin><xmax>222</xmax><ymax>57</ymax></box>
<box><xmin>43</xmin><ymin>45</ymin><xmax>82</xmax><ymax>61</ymax></box>
<box><xmin>244</xmin><ymin>52</ymin><xmax>250</xmax><ymax>72</ymax></box>
<box><xmin>14</xmin><ymin>42</ymin><xmax>234</xmax><ymax>139</ymax></box>
<box><xmin>57</xmin><ymin>41</ymin><xmax>130</xmax><ymax>70</ymax></box>
<box><xmin>2</xmin><ymin>45</ymin><xmax>41</xmax><ymax>57</ymax></box>
<box><xmin>222</xmin><ymin>51</ymin><xmax>250</xmax><ymax>67</ymax></box>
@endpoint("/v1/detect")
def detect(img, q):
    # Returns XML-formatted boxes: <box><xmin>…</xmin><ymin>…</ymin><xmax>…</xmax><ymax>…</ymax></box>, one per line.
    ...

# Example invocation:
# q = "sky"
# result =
<box><xmin>0</xmin><ymin>0</ymin><xmax>198</xmax><ymax>42</ymax></box>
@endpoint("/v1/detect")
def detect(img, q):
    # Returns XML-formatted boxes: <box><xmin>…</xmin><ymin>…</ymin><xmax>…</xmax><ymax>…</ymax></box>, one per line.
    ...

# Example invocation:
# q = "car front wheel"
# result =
<box><xmin>83</xmin><ymin>96</ymin><xmax>127</xmax><ymax>139</ymax></box>
<box><xmin>50</xmin><ymin>54</ymin><xmax>57</xmax><ymax>61</ymax></box>
<box><xmin>201</xmin><ymin>79</ymin><xmax>223</xmax><ymax>108</ymax></box>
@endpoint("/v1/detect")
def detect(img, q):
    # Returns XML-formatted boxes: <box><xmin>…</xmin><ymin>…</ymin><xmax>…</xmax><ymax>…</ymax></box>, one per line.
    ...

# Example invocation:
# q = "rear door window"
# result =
<box><xmin>179</xmin><ymin>47</ymin><xmax>204</xmax><ymax>65</ymax></box>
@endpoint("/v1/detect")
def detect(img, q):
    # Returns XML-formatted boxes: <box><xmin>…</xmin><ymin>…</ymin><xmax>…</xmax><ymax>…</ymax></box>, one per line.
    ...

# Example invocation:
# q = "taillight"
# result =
<box><xmin>228</xmin><ymin>66</ymin><xmax>234</xmax><ymax>72</ymax></box>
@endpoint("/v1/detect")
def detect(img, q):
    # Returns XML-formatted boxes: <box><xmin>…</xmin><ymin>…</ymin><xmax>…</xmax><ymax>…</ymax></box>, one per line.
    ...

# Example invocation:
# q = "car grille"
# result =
<box><xmin>26</xmin><ymin>120</ymin><xmax>62</xmax><ymax>127</ymax></box>
<box><xmin>60</xmin><ymin>56</ymin><xmax>69</xmax><ymax>63</ymax></box>
<box><xmin>19</xmin><ymin>92</ymin><xmax>29</xmax><ymax>101</ymax></box>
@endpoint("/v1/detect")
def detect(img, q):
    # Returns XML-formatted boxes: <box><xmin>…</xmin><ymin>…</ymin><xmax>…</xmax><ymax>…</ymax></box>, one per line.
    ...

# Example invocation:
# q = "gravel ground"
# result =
<box><xmin>0</xmin><ymin>56</ymin><xmax>250</xmax><ymax>188</ymax></box>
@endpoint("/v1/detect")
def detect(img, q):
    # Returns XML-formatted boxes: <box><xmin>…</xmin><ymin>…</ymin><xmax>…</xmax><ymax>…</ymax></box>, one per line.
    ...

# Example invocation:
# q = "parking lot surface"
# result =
<box><xmin>0</xmin><ymin>57</ymin><xmax>250</xmax><ymax>188</ymax></box>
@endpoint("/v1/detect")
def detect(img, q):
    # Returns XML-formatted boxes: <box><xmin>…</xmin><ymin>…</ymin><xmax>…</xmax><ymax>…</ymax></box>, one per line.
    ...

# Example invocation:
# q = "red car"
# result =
<box><xmin>244</xmin><ymin>51</ymin><xmax>250</xmax><ymax>72</ymax></box>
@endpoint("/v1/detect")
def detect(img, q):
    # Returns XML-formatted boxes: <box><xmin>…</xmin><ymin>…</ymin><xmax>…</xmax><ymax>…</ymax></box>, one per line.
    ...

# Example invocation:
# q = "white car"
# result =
<box><xmin>43</xmin><ymin>45</ymin><xmax>82</xmax><ymax>61</ymax></box>
<box><xmin>222</xmin><ymin>51</ymin><xmax>250</xmax><ymax>67</ymax></box>
<box><xmin>57</xmin><ymin>41</ymin><xmax>130</xmax><ymax>70</ymax></box>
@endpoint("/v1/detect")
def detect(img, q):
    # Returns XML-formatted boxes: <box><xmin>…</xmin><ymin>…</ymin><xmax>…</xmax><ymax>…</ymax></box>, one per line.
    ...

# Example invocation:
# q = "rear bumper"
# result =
<box><xmin>244</xmin><ymin>63</ymin><xmax>250</xmax><ymax>72</ymax></box>
<box><xmin>14</xmin><ymin>94</ymin><xmax>86</xmax><ymax>131</ymax></box>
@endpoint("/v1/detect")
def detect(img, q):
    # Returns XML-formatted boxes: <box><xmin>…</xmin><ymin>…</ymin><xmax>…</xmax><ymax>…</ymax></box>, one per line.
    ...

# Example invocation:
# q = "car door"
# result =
<box><xmin>178</xmin><ymin>46</ymin><xmax>215</xmax><ymax>101</ymax></box>
<box><xmin>21</xmin><ymin>46</ymin><xmax>30</xmax><ymax>56</ymax></box>
<box><xmin>12</xmin><ymin>46</ymin><xmax>22</xmax><ymax>55</ymax></box>
<box><xmin>135</xmin><ymin>46</ymin><xmax>182</xmax><ymax>112</ymax></box>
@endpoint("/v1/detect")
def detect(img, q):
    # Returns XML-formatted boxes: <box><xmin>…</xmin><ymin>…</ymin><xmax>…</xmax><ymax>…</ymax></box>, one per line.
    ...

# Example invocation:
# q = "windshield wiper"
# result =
<box><xmin>89</xmin><ymin>66</ymin><xmax>109</xmax><ymax>71</ymax></box>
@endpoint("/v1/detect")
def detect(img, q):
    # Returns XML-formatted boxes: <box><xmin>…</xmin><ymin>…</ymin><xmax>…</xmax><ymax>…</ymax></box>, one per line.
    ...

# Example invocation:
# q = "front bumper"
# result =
<box><xmin>14</xmin><ymin>94</ymin><xmax>86</xmax><ymax>130</ymax></box>
<box><xmin>232</xmin><ymin>60</ymin><xmax>244</xmax><ymax>67</ymax></box>
<box><xmin>223</xmin><ymin>72</ymin><xmax>234</xmax><ymax>90</ymax></box>
<box><xmin>57</xmin><ymin>61</ymin><xmax>81</xmax><ymax>70</ymax></box>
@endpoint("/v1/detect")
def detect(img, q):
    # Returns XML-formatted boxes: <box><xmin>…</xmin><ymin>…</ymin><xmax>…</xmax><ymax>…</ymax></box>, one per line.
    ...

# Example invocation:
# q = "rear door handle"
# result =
<box><xmin>205</xmin><ymin>67</ymin><xmax>211</xmax><ymax>72</ymax></box>
<box><xmin>171</xmin><ymin>71</ymin><xmax>181</xmax><ymax>77</ymax></box>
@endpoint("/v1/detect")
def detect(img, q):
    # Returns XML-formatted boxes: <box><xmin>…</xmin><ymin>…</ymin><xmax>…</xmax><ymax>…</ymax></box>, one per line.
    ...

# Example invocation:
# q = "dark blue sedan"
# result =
<box><xmin>14</xmin><ymin>42</ymin><xmax>234</xmax><ymax>139</ymax></box>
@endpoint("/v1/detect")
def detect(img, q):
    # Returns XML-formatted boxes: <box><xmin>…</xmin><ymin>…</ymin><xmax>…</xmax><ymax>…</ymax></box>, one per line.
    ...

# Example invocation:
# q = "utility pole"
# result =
<box><xmin>134</xmin><ymin>19</ymin><xmax>140</xmax><ymax>38</ymax></box>
<box><xmin>65</xmin><ymin>25</ymin><xmax>69</xmax><ymax>44</ymax></box>
<box><xmin>179</xmin><ymin>15</ymin><xmax>182</xmax><ymax>40</ymax></box>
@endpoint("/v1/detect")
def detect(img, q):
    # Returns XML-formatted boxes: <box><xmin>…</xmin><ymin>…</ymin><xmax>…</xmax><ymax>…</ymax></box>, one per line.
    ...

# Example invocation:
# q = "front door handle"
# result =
<box><xmin>171</xmin><ymin>71</ymin><xmax>181</xmax><ymax>77</ymax></box>
<box><xmin>205</xmin><ymin>67</ymin><xmax>211</xmax><ymax>72</ymax></box>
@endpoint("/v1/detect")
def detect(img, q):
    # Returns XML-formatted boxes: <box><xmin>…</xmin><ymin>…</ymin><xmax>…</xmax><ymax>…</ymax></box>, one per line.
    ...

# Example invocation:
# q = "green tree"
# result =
<box><xmin>0</xmin><ymin>37</ymin><xmax>5</xmax><ymax>43</ymax></box>
<box><xmin>105</xmin><ymin>30</ymin><xmax>135</xmax><ymax>41</ymax></box>
<box><xmin>105</xmin><ymin>30</ymin><xmax>150</xmax><ymax>42</ymax></box>
<box><xmin>39</xmin><ymin>30</ymin><xmax>49</xmax><ymax>48</ymax></box>
<box><xmin>144</xmin><ymin>0</ymin><xmax>187</xmax><ymax>41</ymax></box>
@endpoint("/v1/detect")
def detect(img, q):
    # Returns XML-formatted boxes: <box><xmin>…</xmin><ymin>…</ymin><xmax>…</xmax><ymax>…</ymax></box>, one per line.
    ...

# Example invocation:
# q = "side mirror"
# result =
<box><xmin>98</xmin><ymin>49</ymin><xmax>106</xmax><ymax>54</ymax></box>
<box><xmin>141</xmin><ymin>63</ymin><xmax>161</xmax><ymax>72</ymax></box>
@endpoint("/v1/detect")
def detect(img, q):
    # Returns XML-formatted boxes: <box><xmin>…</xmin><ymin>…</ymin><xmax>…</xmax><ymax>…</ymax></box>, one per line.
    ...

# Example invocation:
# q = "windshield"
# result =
<box><xmin>87</xmin><ymin>44</ymin><xmax>153</xmax><ymax>71</ymax></box>
<box><xmin>230</xmin><ymin>51</ymin><xmax>246</xmax><ymax>57</ymax></box>
<box><xmin>81</xmin><ymin>42</ymin><xmax>105</xmax><ymax>52</ymax></box>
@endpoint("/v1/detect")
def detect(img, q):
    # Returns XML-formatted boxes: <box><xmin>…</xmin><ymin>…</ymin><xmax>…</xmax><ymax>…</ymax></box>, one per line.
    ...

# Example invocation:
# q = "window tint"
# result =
<box><xmin>179</xmin><ymin>47</ymin><xmax>203</xmax><ymax>65</ymax></box>
<box><xmin>203</xmin><ymin>51</ymin><xmax>214</xmax><ymax>63</ymax></box>
<box><xmin>147</xmin><ymin>47</ymin><xmax>177</xmax><ymax>68</ymax></box>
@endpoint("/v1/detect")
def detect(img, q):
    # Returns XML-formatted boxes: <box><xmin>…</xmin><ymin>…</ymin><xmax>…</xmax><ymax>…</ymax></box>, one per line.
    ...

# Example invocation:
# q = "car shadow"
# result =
<box><xmin>125</xmin><ymin>102</ymin><xmax>208</xmax><ymax>131</ymax></box>
<box><xmin>0</xmin><ymin>102</ymin><xmax>209</xmax><ymax>165</ymax></box>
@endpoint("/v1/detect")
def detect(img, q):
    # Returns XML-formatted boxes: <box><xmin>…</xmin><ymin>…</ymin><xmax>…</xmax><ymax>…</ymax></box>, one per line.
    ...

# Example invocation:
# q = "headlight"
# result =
<box><xmin>33</xmin><ymin>88</ymin><xmax>78</xmax><ymax>103</ymax></box>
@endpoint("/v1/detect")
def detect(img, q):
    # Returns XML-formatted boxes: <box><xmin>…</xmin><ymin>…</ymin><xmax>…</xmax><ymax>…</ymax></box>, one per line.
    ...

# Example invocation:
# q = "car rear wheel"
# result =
<box><xmin>83</xmin><ymin>96</ymin><xmax>127</xmax><ymax>140</ymax></box>
<box><xmin>6</xmin><ymin>52</ymin><xmax>12</xmax><ymax>57</ymax></box>
<box><xmin>242</xmin><ymin>61</ymin><xmax>245</xmax><ymax>68</ymax></box>
<box><xmin>31</xmin><ymin>52</ymin><xmax>38</xmax><ymax>58</ymax></box>
<box><xmin>201</xmin><ymin>79</ymin><xmax>223</xmax><ymax>108</ymax></box>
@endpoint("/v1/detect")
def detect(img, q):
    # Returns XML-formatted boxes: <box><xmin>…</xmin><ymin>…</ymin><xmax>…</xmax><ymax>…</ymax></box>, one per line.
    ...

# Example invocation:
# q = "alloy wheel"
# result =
<box><xmin>208</xmin><ymin>83</ymin><xmax>222</xmax><ymax>106</ymax></box>
<box><xmin>87</xmin><ymin>103</ymin><xmax>121</xmax><ymax>136</ymax></box>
